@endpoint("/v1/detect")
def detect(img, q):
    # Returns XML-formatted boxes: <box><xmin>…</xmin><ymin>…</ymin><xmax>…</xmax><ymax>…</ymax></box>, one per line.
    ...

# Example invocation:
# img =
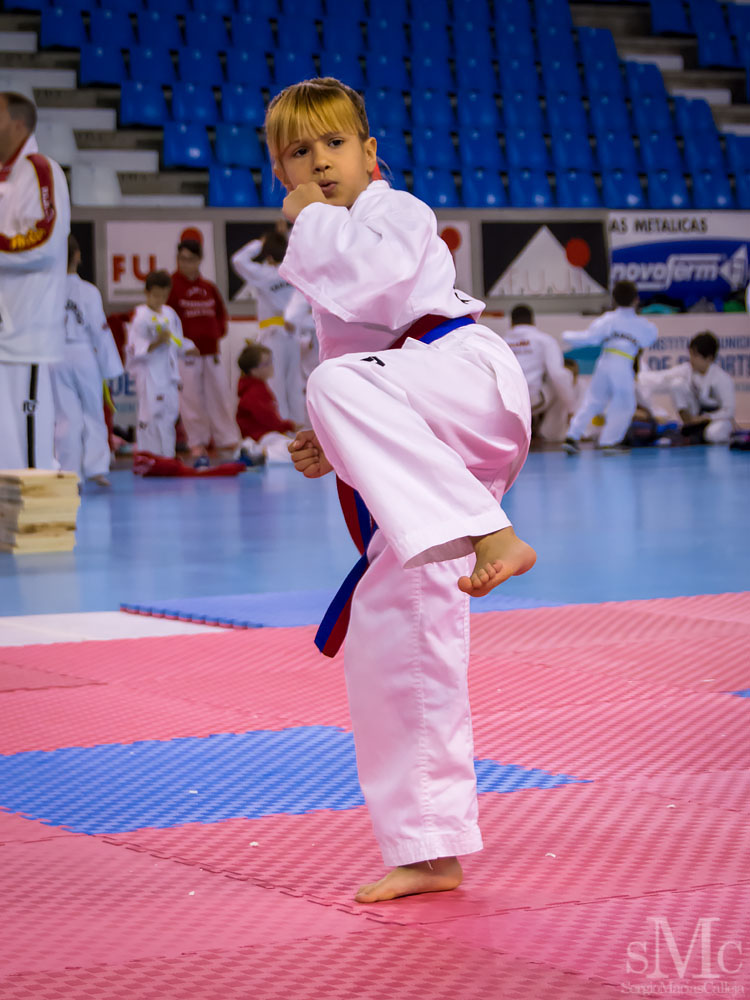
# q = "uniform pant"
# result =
<box><xmin>179</xmin><ymin>354</ymin><xmax>239</xmax><ymax>451</ymax></box>
<box><xmin>50</xmin><ymin>345</ymin><xmax>110</xmax><ymax>479</ymax></box>
<box><xmin>669</xmin><ymin>383</ymin><xmax>733</xmax><ymax>444</ymax></box>
<box><xmin>568</xmin><ymin>353</ymin><xmax>636</xmax><ymax>447</ymax></box>
<box><xmin>134</xmin><ymin>378</ymin><xmax>179</xmax><ymax>458</ymax></box>
<box><xmin>0</xmin><ymin>361</ymin><xmax>56</xmax><ymax>470</ymax></box>
<box><xmin>306</xmin><ymin>329</ymin><xmax>530</xmax><ymax>865</ymax></box>
<box><xmin>257</xmin><ymin>326</ymin><xmax>306</xmax><ymax>426</ymax></box>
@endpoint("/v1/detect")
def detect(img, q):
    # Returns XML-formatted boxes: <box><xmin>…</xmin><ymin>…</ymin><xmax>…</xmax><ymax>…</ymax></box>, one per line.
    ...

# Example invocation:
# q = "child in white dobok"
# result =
<box><xmin>127</xmin><ymin>270</ymin><xmax>197</xmax><ymax>458</ymax></box>
<box><xmin>268</xmin><ymin>77</ymin><xmax>536</xmax><ymax>904</ymax></box>
<box><xmin>50</xmin><ymin>235</ymin><xmax>123</xmax><ymax>486</ymax></box>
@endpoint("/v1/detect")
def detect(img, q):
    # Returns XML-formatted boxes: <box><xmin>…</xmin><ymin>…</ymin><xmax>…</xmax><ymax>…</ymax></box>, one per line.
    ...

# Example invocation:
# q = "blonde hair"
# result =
<box><xmin>265</xmin><ymin>77</ymin><xmax>369</xmax><ymax>165</ymax></box>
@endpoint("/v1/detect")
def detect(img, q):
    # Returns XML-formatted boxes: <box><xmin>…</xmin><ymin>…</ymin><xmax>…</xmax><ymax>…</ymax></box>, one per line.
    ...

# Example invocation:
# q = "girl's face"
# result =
<box><xmin>274</xmin><ymin>129</ymin><xmax>377</xmax><ymax>209</ymax></box>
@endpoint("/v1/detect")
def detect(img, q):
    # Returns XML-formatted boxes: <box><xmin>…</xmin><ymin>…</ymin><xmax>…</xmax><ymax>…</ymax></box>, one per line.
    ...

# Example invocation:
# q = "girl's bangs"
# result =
<box><xmin>268</xmin><ymin>88</ymin><xmax>366</xmax><ymax>160</ymax></box>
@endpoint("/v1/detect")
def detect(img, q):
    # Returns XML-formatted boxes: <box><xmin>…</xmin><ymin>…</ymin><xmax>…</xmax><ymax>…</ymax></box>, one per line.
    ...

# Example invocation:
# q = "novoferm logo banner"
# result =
<box><xmin>608</xmin><ymin>212</ymin><xmax>749</xmax><ymax>307</ymax></box>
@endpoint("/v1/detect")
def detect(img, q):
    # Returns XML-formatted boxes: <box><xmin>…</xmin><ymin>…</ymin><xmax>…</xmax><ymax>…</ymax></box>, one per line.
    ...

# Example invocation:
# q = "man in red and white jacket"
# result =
<box><xmin>168</xmin><ymin>238</ymin><xmax>239</xmax><ymax>464</ymax></box>
<box><xmin>0</xmin><ymin>91</ymin><xmax>70</xmax><ymax>470</ymax></box>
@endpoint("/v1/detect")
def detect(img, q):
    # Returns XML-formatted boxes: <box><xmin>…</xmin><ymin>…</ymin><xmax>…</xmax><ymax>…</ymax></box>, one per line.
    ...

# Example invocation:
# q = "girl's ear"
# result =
<box><xmin>273</xmin><ymin>161</ymin><xmax>292</xmax><ymax>191</ymax></box>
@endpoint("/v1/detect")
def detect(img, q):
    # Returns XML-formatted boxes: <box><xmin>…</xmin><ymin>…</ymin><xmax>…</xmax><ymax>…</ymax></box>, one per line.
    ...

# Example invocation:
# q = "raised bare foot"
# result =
<box><xmin>355</xmin><ymin>856</ymin><xmax>463</xmax><ymax>904</ymax></box>
<box><xmin>458</xmin><ymin>526</ymin><xmax>536</xmax><ymax>597</ymax></box>
<box><xmin>89</xmin><ymin>475</ymin><xmax>111</xmax><ymax>487</ymax></box>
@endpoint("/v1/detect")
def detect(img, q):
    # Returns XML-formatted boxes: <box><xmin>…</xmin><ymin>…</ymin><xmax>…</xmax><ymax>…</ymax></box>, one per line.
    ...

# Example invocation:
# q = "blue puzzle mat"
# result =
<box><xmin>121</xmin><ymin>588</ymin><xmax>564</xmax><ymax>629</ymax></box>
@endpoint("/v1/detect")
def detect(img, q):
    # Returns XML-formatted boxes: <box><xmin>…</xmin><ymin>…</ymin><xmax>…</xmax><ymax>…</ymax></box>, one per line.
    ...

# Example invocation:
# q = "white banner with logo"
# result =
<box><xmin>106</xmin><ymin>221</ymin><xmax>216</xmax><ymax>304</ymax></box>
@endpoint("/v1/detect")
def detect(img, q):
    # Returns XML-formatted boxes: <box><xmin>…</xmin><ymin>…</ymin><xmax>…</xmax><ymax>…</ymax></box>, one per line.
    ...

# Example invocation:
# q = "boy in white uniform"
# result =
<box><xmin>50</xmin><ymin>235</ymin><xmax>123</xmax><ymax>486</ymax></box>
<box><xmin>502</xmin><ymin>304</ymin><xmax>573</xmax><ymax>442</ymax></box>
<box><xmin>0</xmin><ymin>91</ymin><xmax>70</xmax><ymax>470</ymax></box>
<box><xmin>127</xmin><ymin>270</ymin><xmax>197</xmax><ymax>458</ymax></box>
<box><xmin>562</xmin><ymin>281</ymin><xmax>658</xmax><ymax>454</ymax></box>
<box><xmin>268</xmin><ymin>78</ymin><xmax>536</xmax><ymax>905</ymax></box>
<box><xmin>230</xmin><ymin>225</ymin><xmax>305</xmax><ymax>425</ymax></box>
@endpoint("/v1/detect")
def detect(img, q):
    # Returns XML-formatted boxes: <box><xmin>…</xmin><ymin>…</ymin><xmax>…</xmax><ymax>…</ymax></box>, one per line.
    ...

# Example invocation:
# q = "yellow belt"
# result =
<box><xmin>604</xmin><ymin>347</ymin><xmax>636</xmax><ymax>360</ymax></box>
<box><xmin>259</xmin><ymin>315</ymin><xmax>284</xmax><ymax>329</ymax></box>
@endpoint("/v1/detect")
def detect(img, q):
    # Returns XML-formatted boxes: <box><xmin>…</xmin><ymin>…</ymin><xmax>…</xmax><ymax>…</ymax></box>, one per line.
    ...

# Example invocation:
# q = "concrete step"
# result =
<box><xmin>0</xmin><ymin>30</ymin><xmax>36</xmax><ymax>52</ymax></box>
<box><xmin>571</xmin><ymin>2</ymin><xmax>652</xmax><ymax>34</ymax></box>
<box><xmin>81</xmin><ymin>148</ymin><xmax>159</xmax><ymax>172</ymax></box>
<box><xmin>35</xmin><ymin>85</ymin><xmax>120</xmax><ymax>110</ymax></box>
<box><xmin>0</xmin><ymin>12</ymin><xmax>40</xmax><ymax>32</ymax></box>
<box><xmin>715</xmin><ymin>104</ymin><xmax>750</xmax><ymax>136</ymax></box>
<box><xmin>119</xmin><ymin>169</ymin><xmax>209</xmax><ymax>196</ymax></box>
<box><xmin>38</xmin><ymin>107</ymin><xmax>117</xmax><ymax>131</ymax></box>
<box><xmin>618</xmin><ymin>35</ymin><xmax>694</xmax><ymax>71</ymax></box>
<box><xmin>662</xmin><ymin>68</ymin><xmax>746</xmax><ymax>104</ymax></box>
<box><xmin>0</xmin><ymin>49</ymin><xmax>77</xmax><ymax>70</ymax></box>
<box><xmin>74</xmin><ymin>128</ymin><xmax>160</xmax><ymax>151</ymax></box>
<box><xmin>0</xmin><ymin>65</ymin><xmax>77</xmax><ymax>89</ymax></box>
<box><xmin>121</xmin><ymin>193</ymin><xmax>206</xmax><ymax>207</ymax></box>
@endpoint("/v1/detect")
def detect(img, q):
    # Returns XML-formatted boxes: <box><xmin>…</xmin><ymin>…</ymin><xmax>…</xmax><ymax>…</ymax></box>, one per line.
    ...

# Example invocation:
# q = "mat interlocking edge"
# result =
<box><xmin>1</xmin><ymin>594</ymin><xmax>749</xmax><ymax>997</ymax></box>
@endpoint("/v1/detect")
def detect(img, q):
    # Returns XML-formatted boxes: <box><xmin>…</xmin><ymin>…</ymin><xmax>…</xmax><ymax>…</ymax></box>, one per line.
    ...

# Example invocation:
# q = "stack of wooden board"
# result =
<box><xmin>0</xmin><ymin>470</ymin><xmax>80</xmax><ymax>553</ymax></box>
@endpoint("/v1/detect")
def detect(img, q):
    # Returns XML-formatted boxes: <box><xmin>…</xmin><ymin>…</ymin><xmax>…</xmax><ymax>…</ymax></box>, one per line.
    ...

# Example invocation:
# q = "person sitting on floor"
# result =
<box><xmin>235</xmin><ymin>341</ymin><xmax>297</xmax><ymax>464</ymax></box>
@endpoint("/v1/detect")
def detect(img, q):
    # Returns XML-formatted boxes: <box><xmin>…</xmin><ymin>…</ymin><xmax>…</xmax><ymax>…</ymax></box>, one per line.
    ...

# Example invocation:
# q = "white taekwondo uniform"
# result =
<box><xmin>50</xmin><ymin>273</ymin><xmax>123</xmax><ymax>479</ymax></box>
<box><xmin>127</xmin><ymin>303</ymin><xmax>196</xmax><ymax>457</ymax></box>
<box><xmin>231</xmin><ymin>238</ymin><xmax>305</xmax><ymax>425</ymax></box>
<box><xmin>502</xmin><ymin>322</ymin><xmax>574</xmax><ymax>441</ymax></box>
<box><xmin>642</xmin><ymin>360</ymin><xmax>735</xmax><ymax>443</ymax></box>
<box><xmin>280</xmin><ymin>180</ymin><xmax>530</xmax><ymax>867</ymax></box>
<box><xmin>0</xmin><ymin>134</ymin><xmax>70</xmax><ymax>470</ymax></box>
<box><xmin>564</xmin><ymin>306</ymin><xmax>658</xmax><ymax>447</ymax></box>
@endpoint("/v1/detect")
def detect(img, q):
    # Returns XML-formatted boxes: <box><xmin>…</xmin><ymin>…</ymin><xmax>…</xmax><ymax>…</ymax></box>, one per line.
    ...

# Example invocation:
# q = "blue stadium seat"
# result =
<box><xmin>365</xmin><ymin>87</ymin><xmax>409</xmax><ymax>131</ymax></box>
<box><xmin>458</xmin><ymin>127</ymin><xmax>505</xmax><ymax>170</ymax></box>
<box><xmin>220</xmin><ymin>83</ymin><xmax>266</xmax><ymax>126</ymax></box>
<box><xmin>577</xmin><ymin>26</ymin><xmax>618</xmax><ymax>67</ymax></box>
<box><xmin>410</xmin><ymin>0</ymin><xmax>447</xmax><ymax>20</ymax></box>
<box><xmin>698</xmin><ymin>26</ymin><xmax>739</xmax><ymax>67</ymax></box>
<box><xmin>505</xmin><ymin>126</ymin><xmax>550</xmax><ymax>170</ymax></box>
<box><xmin>237</xmin><ymin>0</ymin><xmax>279</xmax><ymax>14</ymax></box>
<box><xmin>273</xmin><ymin>51</ymin><xmax>317</xmax><ymax>91</ymax></box>
<box><xmin>456</xmin><ymin>90</ymin><xmax>500</xmax><ymax>130</ymax></box>
<box><xmin>495</xmin><ymin>0</ymin><xmax>533</xmax><ymax>29</ymax></box>
<box><xmin>194</xmin><ymin>0</ymin><xmax>233</xmax><ymax>14</ymax></box>
<box><xmin>725</xmin><ymin>133</ymin><xmax>750</xmax><ymax>173</ymax></box>
<box><xmin>171</xmin><ymin>81</ymin><xmax>219</xmax><ymax>126</ymax></box>
<box><xmin>40</xmin><ymin>7</ymin><xmax>86</xmax><ymax>49</ymax></box>
<box><xmin>144</xmin><ymin>0</ymin><xmax>183</xmax><ymax>14</ymax></box>
<box><xmin>534</xmin><ymin>0</ymin><xmax>573</xmax><ymax>27</ymax></box>
<box><xmin>79</xmin><ymin>44</ymin><xmax>126</xmax><ymax>85</ymax></box>
<box><xmin>601</xmin><ymin>168</ymin><xmax>645</xmax><ymax>208</ymax></box>
<box><xmin>595</xmin><ymin>130</ymin><xmax>639</xmax><ymax>172</ymax></box>
<box><xmin>583</xmin><ymin>59</ymin><xmax>625</xmax><ymax>99</ymax></box>
<box><xmin>225</xmin><ymin>49</ymin><xmax>273</xmax><ymax>87</ymax></box>
<box><xmin>461</xmin><ymin>167</ymin><xmax>507</xmax><ymax>208</ymax></box>
<box><xmin>540</xmin><ymin>56</ymin><xmax>582</xmax><ymax>99</ymax></box>
<box><xmin>208</xmin><ymin>166</ymin><xmax>260</xmax><ymax>207</ymax></box>
<box><xmin>646</xmin><ymin>169</ymin><xmax>690</xmax><ymax>209</ymax></box>
<box><xmin>411</xmin><ymin>168</ymin><xmax>459</xmax><ymax>208</ymax></box>
<box><xmin>411</xmin><ymin>127</ymin><xmax>458</xmax><ymax>170</ymax></box>
<box><xmin>411</xmin><ymin>54</ymin><xmax>453</xmax><ymax>92</ymax></box>
<box><xmin>691</xmin><ymin>168</ymin><xmax>734</xmax><ymax>208</ymax></box>
<box><xmin>137</xmin><ymin>11</ymin><xmax>181</xmax><ymax>51</ymax></box>
<box><xmin>366</xmin><ymin>52</ymin><xmax>410</xmax><ymax>91</ymax></box>
<box><xmin>230</xmin><ymin>13</ymin><xmax>275</xmax><ymax>53</ymax></box>
<box><xmin>383</xmin><ymin>167</ymin><xmax>408</xmax><ymax>191</ymax></box>
<box><xmin>458</xmin><ymin>55</ymin><xmax>497</xmax><ymax>93</ymax></box>
<box><xmin>319</xmin><ymin>51</ymin><xmax>366</xmax><ymax>91</ymax></box>
<box><xmin>727</xmin><ymin>2</ymin><xmax>750</xmax><ymax>39</ymax></box>
<box><xmin>408</xmin><ymin>19</ymin><xmax>451</xmax><ymax>60</ymax></box>
<box><xmin>496</xmin><ymin>21</ymin><xmax>535</xmax><ymax>61</ymax></box>
<box><xmin>120</xmin><ymin>81</ymin><xmax>168</xmax><ymax>126</ymax></box>
<box><xmin>104</xmin><ymin>0</ymin><xmax>142</xmax><ymax>11</ymax></box>
<box><xmin>625</xmin><ymin>61</ymin><xmax>668</xmax><ymax>99</ymax></box>
<box><xmin>260</xmin><ymin>166</ymin><xmax>285</xmax><ymax>207</ymax></box>
<box><xmin>551</xmin><ymin>128</ymin><xmax>594</xmax><ymax>171</ymax></box>
<box><xmin>683</xmin><ymin>131</ymin><xmax>725</xmax><ymax>172</ymax></box>
<box><xmin>673</xmin><ymin>96</ymin><xmax>716</xmax><ymax>135</ymax></box>
<box><xmin>546</xmin><ymin>92</ymin><xmax>588</xmax><ymax>135</ymax></box>
<box><xmin>555</xmin><ymin>169</ymin><xmax>600</xmax><ymax>208</ymax></box>
<box><xmin>321</xmin><ymin>15</ymin><xmax>365</xmax><ymax>55</ymax></box>
<box><xmin>589</xmin><ymin>92</ymin><xmax>630</xmax><ymax>136</ymax></box>
<box><xmin>162</xmin><ymin>122</ymin><xmax>211</xmax><ymax>168</ymax></box>
<box><xmin>184</xmin><ymin>13</ymin><xmax>229</xmax><ymax>53</ymax></box>
<box><xmin>276</xmin><ymin>16</ymin><xmax>320</xmax><ymax>55</ymax></box>
<box><xmin>639</xmin><ymin>130</ymin><xmax>683</xmax><ymax>172</ymax></box>
<box><xmin>454</xmin><ymin>23</ymin><xmax>493</xmax><ymax>64</ymax></box>
<box><xmin>649</xmin><ymin>0</ymin><xmax>691</xmax><ymax>34</ymax></box>
<box><xmin>88</xmin><ymin>9</ymin><xmax>135</xmax><ymax>48</ymax></box>
<box><xmin>215</xmin><ymin>123</ymin><xmax>264</xmax><ymax>168</ymax></box>
<box><xmin>325</xmin><ymin>0</ymin><xmax>367</xmax><ymax>21</ymax></box>
<box><xmin>498</xmin><ymin>55</ymin><xmax>539</xmax><ymax>96</ymax></box>
<box><xmin>507</xmin><ymin>166</ymin><xmax>554</xmax><ymax>207</ymax></box>
<box><xmin>129</xmin><ymin>46</ymin><xmax>177</xmax><ymax>86</ymax></box>
<box><xmin>632</xmin><ymin>93</ymin><xmax>674</xmax><ymax>136</ymax></box>
<box><xmin>537</xmin><ymin>23</ymin><xmax>578</xmax><ymax>66</ymax></box>
<box><xmin>735</xmin><ymin>168</ymin><xmax>750</xmax><ymax>208</ymax></box>
<box><xmin>410</xmin><ymin>90</ymin><xmax>455</xmax><ymax>130</ymax></box>
<box><xmin>283</xmin><ymin>0</ymin><xmax>323</xmax><ymax>16</ymax></box>
<box><xmin>366</xmin><ymin>16</ymin><xmax>406</xmax><ymax>55</ymax></box>
<box><xmin>503</xmin><ymin>91</ymin><xmax>544</xmax><ymax>134</ymax></box>
<box><xmin>3</xmin><ymin>0</ymin><xmax>48</xmax><ymax>10</ymax></box>
<box><xmin>177</xmin><ymin>47</ymin><xmax>224</xmax><ymax>86</ymax></box>
<box><xmin>371</xmin><ymin>127</ymin><xmax>411</xmax><ymax>169</ymax></box>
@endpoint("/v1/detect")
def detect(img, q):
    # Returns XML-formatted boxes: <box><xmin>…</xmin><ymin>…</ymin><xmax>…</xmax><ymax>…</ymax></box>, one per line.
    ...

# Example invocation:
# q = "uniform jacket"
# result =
<box><xmin>562</xmin><ymin>307</ymin><xmax>658</xmax><ymax>362</ymax></box>
<box><xmin>127</xmin><ymin>303</ymin><xmax>195</xmax><ymax>390</ymax></box>
<box><xmin>230</xmin><ymin>239</ymin><xmax>293</xmax><ymax>320</ymax></box>
<box><xmin>62</xmin><ymin>272</ymin><xmax>123</xmax><ymax>380</ymax></box>
<box><xmin>167</xmin><ymin>271</ymin><xmax>227</xmax><ymax>357</ymax></box>
<box><xmin>0</xmin><ymin>135</ymin><xmax>70</xmax><ymax>363</ymax></box>
<box><xmin>236</xmin><ymin>374</ymin><xmax>295</xmax><ymax>441</ymax></box>
<box><xmin>502</xmin><ymin>323</ymin><xmax>572</xmax><ymax>403</ymax></box>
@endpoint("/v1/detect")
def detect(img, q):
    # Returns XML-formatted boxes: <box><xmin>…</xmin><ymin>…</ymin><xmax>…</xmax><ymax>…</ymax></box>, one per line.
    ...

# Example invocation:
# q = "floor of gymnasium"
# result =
<box><xmin>1</xmin><ymin>447</ymin><xmax>749</xmax><ymax>998</ymax></box>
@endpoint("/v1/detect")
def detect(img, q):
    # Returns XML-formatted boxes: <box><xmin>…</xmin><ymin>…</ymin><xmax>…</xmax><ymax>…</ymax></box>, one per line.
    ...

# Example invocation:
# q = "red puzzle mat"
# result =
<box><xmin>1</xmin><ymin>594</ymin><xmax>749</xmax><ymax>997</ymax></box>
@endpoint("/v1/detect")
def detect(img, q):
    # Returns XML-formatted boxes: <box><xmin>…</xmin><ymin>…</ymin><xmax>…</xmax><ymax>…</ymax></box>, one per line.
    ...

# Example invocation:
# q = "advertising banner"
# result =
<box><xmin>70</xmin><ymin>220</ymin><xmax>95</xmax><ymax>285</ymax></box>
<box><xmin>482</xmin><ymin>220</ymin><xmax>609</xmax><ymax>297</ymax></box>
<box><xmin>106</xmin><ymin>221</ymin><xmax>216</xmax><ymax>304</ymax></box>
<box><xmin>437</xmin><ymin>220</ymin><xmax>472</xmax><ymax>295</ymax></box>
<box><xmin>608</xmin><ymin>212</ymin><xmax>750</xmax><ymax>308</ymax></box>
<box><xmin>225</xmin><ymin>221</ymin><xmax>280</xmax><ymax>302</ymax></box>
